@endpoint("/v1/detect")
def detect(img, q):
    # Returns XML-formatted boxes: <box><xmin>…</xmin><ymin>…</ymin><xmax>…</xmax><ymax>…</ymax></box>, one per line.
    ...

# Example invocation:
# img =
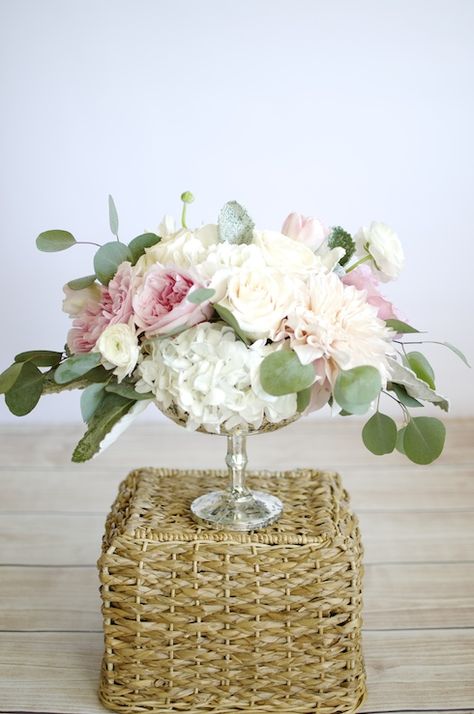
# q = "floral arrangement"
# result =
<box><xmin>0</xmin><ymin>193</ymin><xmax>468</xmax><ymax>464</ymax></box>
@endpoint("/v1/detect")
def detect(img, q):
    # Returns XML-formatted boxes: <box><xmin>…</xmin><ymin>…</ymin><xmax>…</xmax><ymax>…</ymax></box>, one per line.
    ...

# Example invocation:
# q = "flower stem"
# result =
<box><xmin>345</xmin><ymin>254</ymin><xmax>372</xmax><ymax>273</ymax></box>
<box><xmin>77</xmin><ymin>240</ymin><xmax>102</xmax><ymax>248</ymax></box>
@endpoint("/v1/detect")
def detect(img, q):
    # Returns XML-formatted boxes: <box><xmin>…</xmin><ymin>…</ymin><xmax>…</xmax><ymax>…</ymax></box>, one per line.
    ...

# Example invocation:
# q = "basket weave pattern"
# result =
<box><xmin>98</xmin><ymin>468</ymin><xmax>366</xmax><ymax>713</ymax></box>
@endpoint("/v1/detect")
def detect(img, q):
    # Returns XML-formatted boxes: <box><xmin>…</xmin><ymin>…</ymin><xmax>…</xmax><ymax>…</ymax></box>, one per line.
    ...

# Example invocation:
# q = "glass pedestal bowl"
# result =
<box><xmin>161</xmin><ymin>404</ymin><xmax>300</xmax><ymax>532</ymax></box>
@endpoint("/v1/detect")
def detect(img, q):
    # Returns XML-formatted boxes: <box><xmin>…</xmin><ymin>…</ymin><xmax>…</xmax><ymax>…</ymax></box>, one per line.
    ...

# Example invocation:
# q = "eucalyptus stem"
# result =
<box><xmin>345</xmin><ymin>254</ymin><xmax>371</xmax><ymax>273</ymax></box>
<box><xmin>77</xmin><ymin>240</ymin><xmax>102</xmax><ymax>248</ymax></box>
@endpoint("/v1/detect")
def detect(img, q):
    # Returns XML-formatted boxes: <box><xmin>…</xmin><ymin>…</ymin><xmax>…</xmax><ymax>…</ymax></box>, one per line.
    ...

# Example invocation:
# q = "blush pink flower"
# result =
<box><xmin>281</xmin><ymin>212</ymin><xmax>328</xmax><ymax>251</ymax></box>
<box><xmin>342</xmin><ymin>265</ymin><xmax>398</xmax><ymax>320</ymax></box>
<box><xmin>102</xmin><ymin>261</ymin><xmax>134</xmax><ymax>325</ymax></box>
<box><xmin>132</xmin><ymin>265</ymin><xmax>212</xmax><ymax>336</ymax></box>
<box><xmin>67</xmin><ymin>290</ymin><xmax>110</xmax><ymax>354</ymax></box>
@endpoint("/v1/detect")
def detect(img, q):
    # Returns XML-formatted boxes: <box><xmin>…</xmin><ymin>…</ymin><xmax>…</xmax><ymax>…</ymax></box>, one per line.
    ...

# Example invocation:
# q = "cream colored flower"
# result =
<box><xmin>354</xmin><ymin>221</ymin><xmax>404</xmax><ymax>282</ymax></box>
<box><xmin>194</xmin><ymin>241</ymin><xmax>265</xmax><ymax>281</ymax></box>
<box><xmin>135</xmin><ymin>322</ymin><xmax>298</xmax><ymax>433</ymax></box>
<box><xmin>212</xmin><ymin>266</ymin><xmax>303</xmax><ymax>340</ymax></box>
<box><xmin>252</xmin><ymin>229</ymin><xmax>320</xmax><ymax>273</ymax></box>
<box><xmin>95</xmin><ymin>323</ymin><xmax>139</xmax><ymax>382</ymax></box>
<box><xmin>286</xmin><ymin>272</ymin><xmax>394</xmax><ymax>382</ymax></box>
<box><xmin>62</xmin><ymin>283</ymin><xmax>102</xmax><ymax>317</ymax></box>
<box><xmin>135</xmin><ymin>224</ymin><xmax>218</xmax><ymax>275</ymax></box>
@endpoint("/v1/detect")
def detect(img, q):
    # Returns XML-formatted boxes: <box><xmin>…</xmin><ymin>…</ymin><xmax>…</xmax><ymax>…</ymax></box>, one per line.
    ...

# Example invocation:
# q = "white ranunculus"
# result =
<box><xmin>95</xmin><ymin>323</ymin><xmax>139</xmax><ymax>382</ymax></box>
<box><xmin>355</xmin><ymin>221</ymin><xmax>404</xmax><ymax>282</ymax></box>
<box><xmin>252</xmin><ymin>230</ymin><xmax>320</xmax><ymax>273</ymax></box>
<box><xmin>62</xmin><ymin>283</ymin><xmax>102</xmax><ymax>317</ymax></box>
<box><xmin>135</xmin><ymin>322</ymin><xmax>298</xmax><ymax>433</ymax></box>
<box><xmin>135</xmin><ymin>223</ymin><xmax>219</xmax><ymax>274</ymax></box>
<box><xmin>212</xmin><ymin>266</ymin><xmax>303</xmax><ymax>340</ymax></box>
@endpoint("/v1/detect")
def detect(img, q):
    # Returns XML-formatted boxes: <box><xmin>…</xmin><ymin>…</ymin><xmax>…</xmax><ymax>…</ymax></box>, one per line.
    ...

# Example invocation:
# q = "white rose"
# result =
<box><xmin>62</xmin><ymin>283</ymin><xmax>102</xmax><ymax>317</ymax></box>
<box><xmin>95</xmin><ymin>323</ymin><xmax>139</xmax><ymax>382</ymax></box>
<box><xmin>212</xmin><ymin>266</ymin><xmax>303</xmax><ymax>341</ymax></box>
<box><xmin>355</xmin><ymin>221</ymin><xmax>404</xmax><ymax>282</ymax></box>
<box><xmin>252</xmin><ymin>229</ymin><xmax>320</xmax><ymax>274</ymax></box>
<box><xmin>194</xmin><ymin>241</ymin><xmax>265</xmax><ymax>281</ymax></box>
<box><xmin>135</xmin><ymin>224</ymin><xmax>218</xmax><ymax>274</ymax></box>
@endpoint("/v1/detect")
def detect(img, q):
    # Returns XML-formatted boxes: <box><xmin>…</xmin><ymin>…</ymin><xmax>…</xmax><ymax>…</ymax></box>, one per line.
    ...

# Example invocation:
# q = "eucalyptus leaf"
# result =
<box><xmin>388</xmin><ymin>382</ymin><xmax>423</xmax><ymax>408</ymax></box>
<box><xmin>403</xmin><ymin>416</ymin><xmax>446</xmax><ymax>465</ymax></box>
<box><xmin>218</xmin><ymin>201</ymin><xmax>255</xmax><ymax>245</ymax></box>
<box><xmin>67</xmin><ymin>275</ymin><xmax>97</xmax><ymax>291</ymax></box>
<box><xmin>54</xmin><ymin>353</ymin><xmax>102</xmax><ymax>384</ymax></box>
<box><xmin>5</xmin><ymin>362</ymin><xmax>43</xmax><ymax>416</ymax></box>
<box><xmin>93</xmin><ymin>241</ymin><xmax>132</xmax><ymax>285</ymax></box>
<box><xmin>296</xmin><ymin>386</ymin><xmax>312</xmax><ymax>413</ymax></box>
<box><xmin>0</xmin><ymin>362</ymin><xmax>23</xmax><ymax>394</ymax></box>
<box><xmin>36</xmin><ymin>230</ymin><xmax>76</xmax><ymax>252</ymax></box>
<box><xmin>105</xmin><ymin>383</ymin><xmax>153</xmax><ymax>400</ymax></box>
<box><xmin>387</xmin><ymin>357</ymin><xmax>449</xmax><ymax>412</ymax></box>
<box><xmin>441</xmin><ymin>341</ymin><xmax>471</xmax><ymax>368</ymax></box>
<box><xmin>14</xmin><ymin>350</ymin><xmax>63</xmax><ymax>367</ymax></box>
<box><xmin>108</xmin><ymin>194</ymin><xmax>119</xmax><ymax>237</ymax></box>
<box><xmin>260</xmin><ymin>350</ymin><xmax>315</xmax><ymax>397</ymax></box>
<box><xmin>72</xmin><ymin>393</ymin><xmax>143</xmax><ymax>462</ymax></box>
<box><xmin>385</xmin><ymin>319</ymin><xmax>420</xmax><ymax>334</ymax></box>
<box><xmin>128</xmin><ymin>233</ymin><xmax>161</xmax><ymax>264</ymax></box>
<box><xmin>80</xmin><ymin>383</ymin><xmax>106</xmax><ymax>423</ymax></box>
<box><xmin>334</xmin><ymin>366</ymin><xmax>382</xmax><ymax>415</ymax></box>
<box><xmin>362</xmin><ymin>412</ymin><xmax>397</xmax><ymax>455</ymax></box>
<box><xmin>406</xmin><ymin>351</ymin><xmax>435</xmax><ymax>389</ymax></box>
<box><xmin>214</xmin><ymin>304</ymin><xmax>251</xmax><ymax>344</ymax></box>
<box><xmin>187</xmin><ymin>287</ymin><xmax>215</xmax><ymax>305</ymax></box>
<box><xmin>396</xmin><ymin>427</ymin><xmax>407</xmax><ymax>455</ymax></box>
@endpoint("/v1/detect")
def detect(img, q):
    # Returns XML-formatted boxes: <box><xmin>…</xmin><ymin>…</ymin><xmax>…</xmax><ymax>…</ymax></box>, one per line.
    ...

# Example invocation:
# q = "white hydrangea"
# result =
<box><xmin>135</xmin><ymin>322</ymin><xmax>298</xmax><ymax>433</ymax></box>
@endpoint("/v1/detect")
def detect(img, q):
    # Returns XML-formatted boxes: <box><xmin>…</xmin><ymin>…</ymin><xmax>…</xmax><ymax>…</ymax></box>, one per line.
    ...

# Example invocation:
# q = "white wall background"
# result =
<box><xmin>0</xmin><ymin>0</ymin><xmax>473</xmax><ymax>424</ymax></box>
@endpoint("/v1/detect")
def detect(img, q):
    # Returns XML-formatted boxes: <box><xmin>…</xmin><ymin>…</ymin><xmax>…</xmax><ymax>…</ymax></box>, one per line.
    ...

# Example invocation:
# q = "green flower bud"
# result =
<box><xmin>180</xmin><ymin>191</ymin><xmax>195</xmax><ymax>204</ymax></box>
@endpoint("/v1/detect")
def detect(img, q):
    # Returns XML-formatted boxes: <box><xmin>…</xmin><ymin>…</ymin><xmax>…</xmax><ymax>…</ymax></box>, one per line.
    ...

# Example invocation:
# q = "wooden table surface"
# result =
<box><xmin>0</xmin><ymin>418</ymin><xmax>473</xmax><ymax>714</ymax></box>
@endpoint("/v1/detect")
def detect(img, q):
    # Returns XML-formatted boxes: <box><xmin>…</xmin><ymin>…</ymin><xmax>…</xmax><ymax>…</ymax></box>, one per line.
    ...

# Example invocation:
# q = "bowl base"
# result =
<box><xmin>190</xmin><ymin>490</ymin><xmax>283</xmax><ymax>531</ymax></box>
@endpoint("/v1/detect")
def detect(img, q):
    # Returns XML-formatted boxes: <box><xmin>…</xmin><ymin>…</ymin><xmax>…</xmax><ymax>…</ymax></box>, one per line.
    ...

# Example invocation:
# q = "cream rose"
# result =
<box><xmin>354</xmin><ymin>221</ymin><xmax>404</xmax><ymax>282</ymax></box>
<box><xmin>95</xmin><ymin>323</ymin><xmax>139</xmax><ymax>382</ymax></box>
<box><xmin>252</xmin><ymin>229</ymin><xmax>319</xmax><ymax>273</ymax></box>
<box><xmin>135</xmin><ymin>224</ymin><xmax>218</xmax><ymax>275</ymax></box>
<box><xmin>212</xmin><ymin>266</ymin><xmax>302</xmax><ymax>340</ymax></box>
<box><xmin>62</xmin><ymin>283</ymin><xmax>102</xmax><ymax>317</ymax></box>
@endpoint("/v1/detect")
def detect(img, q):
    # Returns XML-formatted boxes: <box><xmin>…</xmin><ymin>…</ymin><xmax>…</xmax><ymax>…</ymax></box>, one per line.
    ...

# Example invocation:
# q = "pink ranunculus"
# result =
<box><xmin>342</xmin><ymin>265</ymin><xmax>398</xmax><ymax>321</ymax></box>
<box><xmin>132</xmin><ymin>265</ymin><xmax>212</xmax><ymax>336</ymax></box>
<box><xmin>103</xmin><ymin>261</ymin><xmax>134</xmax><ymax>325</ymax></box>
<box><xmin>281</xmin><ymin>212</ymin><xmax>328</xmax><ymax>251</ymax></box>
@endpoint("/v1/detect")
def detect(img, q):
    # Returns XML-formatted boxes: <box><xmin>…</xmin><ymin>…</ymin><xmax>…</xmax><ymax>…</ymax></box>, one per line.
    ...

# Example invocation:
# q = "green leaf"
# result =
<box><xmin>406</xmin><ymin>351</ymin><xmax>435</xmax><ymax>389</ymax></box>
<box><xmin>260</xmin><ymin>350</ymin><xmax>315</xmax><ymax>397</ymax></box>
<box><xmin>14</xmin><ymin>350</ymin><xmax>63</xmax><ymax>367</ymax></box>
<box><xmin>36</xmin><ymin>230</ymin><xmax>76</xmax><ymax>252</ymax></box>
<box><xmin>54</xmin><ymin>353</ymin><xmax>102</xmax><ymax>384</ymax></box>
<box><xmin>93</xmin><ymin>241</ymin><xmax>132</xmax><ymax>285</ymax></box>
<box><xmin>67</xmin><ymin>275</ymin><xmax>97</xmax><ymax>291</ymax></box>
<box><xmin>80</xmin><ymin>383</ymin><xmax>106</xmax><ymax>423</ymax></box>
<box><xmin>187</xmin><ymin>287</ymin><xmax>215</xmax><ymax>304</ymax></box>
<box><xmin>388</xmin><ymin>382</ymin><xmax>423</xmax><ymax>408</ymax></box>
<box><xmin>72</xmin><ymin>393</ymin><xmax>135</xmax><ymax>462</ymax></box>
<box><xmin>4</xmin><ymin>362</ymin><xmax>43</xmax><ymax>416</ymax></box>
<box><xmin>128</xmin><ymin>233</ymin><xmax>161</xmax><ymax>264</ymax></box>
<box><xmin>214</xmin><ymin>304</ymin><xmax>252</xmax><ymax>344</ymax></box>
<box><xmin>218</xmin><ymin>201</ymin><xmax>255</xmax><ymax>245</ymax></box>
<box><xmin>441</xmin><ymin>341</ymin><xmax>471</xmax><ymax>368</ymax></box>
<box><xmin>362</xmin><ymin>412</ymin><xmax>397</xmax><ymax>455</ymax></box>
<box><xmin>403</xmin><ymin>416</ymin><xmax>446</xmax><ymax>465</ymax></box>
<box><xmin>385</xmin><ymin>319</ymin><xmax>420</xmax><ymax>334</ymax></box>
<box><xmin>105</xmin><ymin>383</ymin><xmax>153</xmax><ymax>400</ymax></box>
<box><xmin>0</xmin><ymin>362</ymin><xmax>23</xmax><ymax>394</ymax></box>
<box><xmin>296</xmin><ymin>386</ymin><xmax>312</xmax><ymax>413</ymax></box>
<box><xmin>396</xmin><ymin>427</ymin><xmax>406</xmax><ymax>455</ymax></box>
<box><xmin>387</xmin><ymin>357</ymin><xmax>448</xmax><ymax>412</ymax></box>
<box><xmin>334</xmin><ymin>366</ymin><xmax>382</xmax><ymax>415</ymax></box>
<box><xmin>108</xmin><ymin>194</ymin><xmax>119</xmax><ymax>237</ymax></box>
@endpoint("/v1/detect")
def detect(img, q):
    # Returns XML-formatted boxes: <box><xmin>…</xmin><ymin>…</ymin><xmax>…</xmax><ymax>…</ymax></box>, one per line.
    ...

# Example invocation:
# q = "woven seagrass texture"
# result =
<box><xmin>98</xmin><ymin>468</ymin><xmax>366</xmax><ymax>713</ymax></box>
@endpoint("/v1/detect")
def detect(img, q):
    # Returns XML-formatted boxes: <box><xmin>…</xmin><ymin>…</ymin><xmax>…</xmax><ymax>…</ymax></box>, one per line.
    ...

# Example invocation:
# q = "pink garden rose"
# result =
<box><xmin>281</xmin><ymin>212</ymin><xmax>328</xmax><ymax>251</ymax></box>
<box><xmin>102</xmin><ymin>261</ymin><xmax>134</xmax><ymax>325</ymax></box>
<box><xmin>67</xmin><ymin>295</ymin><xmax>110</xmax><ymax>353</ymax></box>
<box><xmin>132</xmin><ymin>265</ymin><xmax>212</xmax><ymax>336</ymax></box>
<box><xmin>342</xmin><ymin>265</ymin><xmax>398</xmax><ymax>320</ymax></box>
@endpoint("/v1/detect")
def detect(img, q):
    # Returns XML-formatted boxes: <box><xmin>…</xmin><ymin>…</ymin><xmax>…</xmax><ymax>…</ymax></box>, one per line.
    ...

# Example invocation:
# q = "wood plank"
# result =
<box><xmin>0</xmin><ymin>418</ymin><xmax>471</xmax><ymax>469</ymax></box>
<box><xmin>1</xmin><ymin>510</ymin><xmax>473</xmax><ymax>566</ymax></box>
<box><xmin>2</xmin><ymin>563</ymin><xmax>473</xmax><ymax>633</ymax></box>
<box><xmin>1</xmin><ymin>464</ymin><xmax>473</xmax><ymax>514</ymax></box>
<box><xmin>0</xmin><ymin>630</ymin><xmax>473</xmax><ymax>712</ymax></box>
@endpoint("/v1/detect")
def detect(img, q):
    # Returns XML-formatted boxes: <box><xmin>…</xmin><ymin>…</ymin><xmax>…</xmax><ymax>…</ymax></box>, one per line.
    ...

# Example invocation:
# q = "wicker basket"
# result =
<box><xmin>98</xmin><ymin>468</ymin><xmax>366</xmax><ymax>713</ymax></box>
